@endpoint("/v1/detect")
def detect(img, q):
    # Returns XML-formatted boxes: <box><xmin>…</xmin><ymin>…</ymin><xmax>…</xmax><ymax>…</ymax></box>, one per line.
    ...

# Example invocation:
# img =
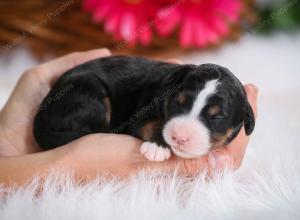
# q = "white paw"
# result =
<box><xmin>140</xmin><ymin>142</ymin><xmax>171</xmax><ymax>162</ymax></box>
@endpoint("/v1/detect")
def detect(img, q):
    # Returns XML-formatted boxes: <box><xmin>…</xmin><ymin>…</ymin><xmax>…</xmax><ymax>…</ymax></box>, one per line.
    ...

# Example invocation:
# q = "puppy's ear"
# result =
<box><xmin>161</xmin><ymin>66</ymin><xmax>191</xmax><ymax>89</ymax></box>
<box><xmin>243</xmin><ymin>102</ymin><xmax>255</xmax><ymax>135</ymax></box>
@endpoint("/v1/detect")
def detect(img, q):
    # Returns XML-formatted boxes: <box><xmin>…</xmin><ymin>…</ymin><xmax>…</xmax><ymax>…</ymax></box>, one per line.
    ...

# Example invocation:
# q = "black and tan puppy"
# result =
<box><xmin>33</xmin><ymin>56</ymin><xmax>255</xmax><ymax>161</ymax></box>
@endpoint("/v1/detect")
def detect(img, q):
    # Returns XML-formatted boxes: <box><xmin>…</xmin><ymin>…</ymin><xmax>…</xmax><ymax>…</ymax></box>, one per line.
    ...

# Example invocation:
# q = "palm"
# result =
<box><xmin>0</xmin><ymin>72</ymin><xmax>50</xmax><ymax>153</ymax></box>
<box><xmin>0</xmin><ymin>49</ymin><xmax>111</xmax><ymax>155</ymax></box>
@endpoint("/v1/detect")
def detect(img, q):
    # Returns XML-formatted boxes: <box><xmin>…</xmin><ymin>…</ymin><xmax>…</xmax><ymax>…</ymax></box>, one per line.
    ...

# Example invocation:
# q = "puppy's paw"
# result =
<box><xmin>140</xmin><ymin>142</ymin><xmax>171</xmax><ymax>162</ymax></box>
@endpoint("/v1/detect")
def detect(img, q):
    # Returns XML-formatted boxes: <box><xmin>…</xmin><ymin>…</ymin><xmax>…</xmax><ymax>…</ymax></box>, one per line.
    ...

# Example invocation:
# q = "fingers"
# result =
<box><xmin>147</xmin><ymin>153</ymin><xmax>228</xmax><ymax>177</ymax></box>
<box><xmin>145</xmin><ymin>154</ymin><xmax>209</xmax><ymax>176</ymax></box>
<box><xmin>166</xmin><ymin>59</ymin><xmax>183</xmax><ymax>64</ymax></box>
<box><xmin>38</xmin><ymin>48</ymin><xmax>111</xmax><ymax>86</ymax></box>
<box><xmin>35</xmin><ymin>51</ymin><xmax>176</xmax><ymax>87</ymax></box>
<box><xmin>244</xmin><ymin>84</ymin><xmax>258</xmax><ymax>118</ymax></box>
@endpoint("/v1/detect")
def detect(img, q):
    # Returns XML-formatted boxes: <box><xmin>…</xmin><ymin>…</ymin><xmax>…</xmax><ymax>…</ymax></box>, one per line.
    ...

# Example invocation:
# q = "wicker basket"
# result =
<box><xmin>0</xmin><ymin>0</ymin><xmax>257</xmax><ymax>60</ymax></box>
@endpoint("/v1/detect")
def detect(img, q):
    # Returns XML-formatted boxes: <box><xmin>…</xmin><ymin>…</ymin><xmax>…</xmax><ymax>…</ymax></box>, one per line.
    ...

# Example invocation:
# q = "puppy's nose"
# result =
<box><xmin>172</xmin><ymin>135</ymin><xmax>189</xmax><ymax>146</ymax></box>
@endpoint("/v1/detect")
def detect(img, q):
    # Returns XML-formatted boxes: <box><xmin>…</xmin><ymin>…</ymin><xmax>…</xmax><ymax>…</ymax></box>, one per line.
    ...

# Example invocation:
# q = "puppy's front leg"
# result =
<box><xmin>133</xmin><ymin>120</ymin><xmax>171</xmax><ymax>162</ymax></box>
<box><xmin>140</xmin><ymin>142</ymin><xmax>171</xmax><ymax>161</ymax></box>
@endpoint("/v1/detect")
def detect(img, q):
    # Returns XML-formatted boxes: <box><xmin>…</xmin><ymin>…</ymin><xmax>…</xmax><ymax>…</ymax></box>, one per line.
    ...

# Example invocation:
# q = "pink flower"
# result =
<box><xmin>83</xmin><ymin>0</ymin><xmax>161</xmax><ymax>46</ymax></box>
<box><xmin>156</xmin><ymin>0</ymin><xmax>242</xmax><ymax>48</ymax></box>
<box><xmin>83</xmin><ymin>0</ymin><xmax>242</xmax><ymax>48</ymax></box>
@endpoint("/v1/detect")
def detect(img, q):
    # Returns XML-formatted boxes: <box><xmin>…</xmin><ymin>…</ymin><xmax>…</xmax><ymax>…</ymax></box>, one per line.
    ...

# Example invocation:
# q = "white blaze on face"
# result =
<box><xmin>163</xmin><ymin>79</ymin><xmax>219</xmax><ymax>158</ymax></box>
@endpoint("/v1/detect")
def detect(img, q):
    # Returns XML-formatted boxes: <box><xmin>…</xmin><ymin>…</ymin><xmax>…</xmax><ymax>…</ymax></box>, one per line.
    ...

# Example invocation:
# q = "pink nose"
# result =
<box><xmin>172</xmin><ymin>135</ymin><xmax>189</xmax><ymax>146</ymax></box>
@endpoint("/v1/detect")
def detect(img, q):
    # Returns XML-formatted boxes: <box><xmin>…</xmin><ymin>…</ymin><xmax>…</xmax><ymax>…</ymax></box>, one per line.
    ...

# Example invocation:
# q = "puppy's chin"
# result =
<box><xmin>170</xmin><ymin>145</ymin><xmax>210</xmax><ymax>159</ymax></box>
<box><xmin>162</xmin><ymin>115</ymin><xmax>212</xmax><ymax>159</ymax></box>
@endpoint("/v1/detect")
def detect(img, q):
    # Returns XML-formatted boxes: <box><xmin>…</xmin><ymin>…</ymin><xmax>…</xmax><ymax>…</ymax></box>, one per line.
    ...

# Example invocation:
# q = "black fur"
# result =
<box><xmin>33</xmin><ymin>56</ymin><xmax>255</xmax><ymax>150</ymax></box>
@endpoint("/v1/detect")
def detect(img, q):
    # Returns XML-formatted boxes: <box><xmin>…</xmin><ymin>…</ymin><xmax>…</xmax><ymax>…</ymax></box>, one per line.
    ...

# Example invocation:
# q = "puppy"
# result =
<box><xmin>33</xmin><ymin>56</ymin><xmax>255</xmax><ymax>161</ymax></box>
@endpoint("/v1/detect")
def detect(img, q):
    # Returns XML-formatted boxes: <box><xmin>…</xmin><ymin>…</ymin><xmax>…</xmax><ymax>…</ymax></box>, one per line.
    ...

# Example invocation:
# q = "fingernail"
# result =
<box><xmin>100</xmin><ymin>48</ymin><xmax>111</xmax><ymax>55</ymax></box>
<box><xmin>167</xmin><ymin>59</ymin><xmax>183</xmax><ymax>64</ymax></box>
<box><xmin>90</xmin><ymin>48</ymin><xmax>111</xmax><ymax>56</ymax></box>
<box><xmin>208</xmin><ymin>151</ymin><xmax>230</xmax><ymax>170</ymax></box>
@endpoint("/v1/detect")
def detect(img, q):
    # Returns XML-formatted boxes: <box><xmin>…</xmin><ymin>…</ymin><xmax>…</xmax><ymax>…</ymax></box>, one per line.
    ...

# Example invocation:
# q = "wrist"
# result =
<box><xmin>27</xmin><ymin>146</ymin><xmax>76</xmax><ymax>184</ymax></box>
<box><xmin>56</xmin><ymin>136</ymin><xmax>124</xmax><ymax>181</ymax></box>
<box><xmin>52</xmin><ymin>143</ymin><xmax>93</xmax><ymax>181</ymax></box>
<box><xmin>0</xmin><ymin>124</ymin><xmax>19</xmax><ymax>156</ymax></box>
<box><xmin>47</xmin><ymin>145</ymin><xmax>76</xmax><ymax>172</ymax></box>
<box><xmin>57</xmin><ymin>141</ymin><xmax>97</xmax><ymax>181</ymax></box>
<box><xmin>0</xmin><ymin>146</ymin><xmax>71</xmax><ymax>187</ymax></box>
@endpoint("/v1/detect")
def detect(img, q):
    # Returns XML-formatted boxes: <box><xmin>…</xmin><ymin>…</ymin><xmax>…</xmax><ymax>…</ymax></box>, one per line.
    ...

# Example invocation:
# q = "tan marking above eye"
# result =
<box><xmin>177</xmin><ymin>92</ymin><xmax>187</xmax><ymax>104</ymax></box>
<box><xmin>208</xmin><ymin>105</ymin><xmax>221</xmax><ymax>116</ymax></box>
<box><xmin>103</xmin><ymin>96</ymin><xmax>111</xmax><ymax>124</ymax></box>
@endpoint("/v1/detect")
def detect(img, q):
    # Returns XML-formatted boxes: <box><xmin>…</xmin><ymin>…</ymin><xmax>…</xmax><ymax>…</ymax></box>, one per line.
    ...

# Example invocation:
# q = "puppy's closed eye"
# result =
<box><xmin>207</xmin><ymin>105</ymin><xmax>221</xmax><ymax>117</ymax></box>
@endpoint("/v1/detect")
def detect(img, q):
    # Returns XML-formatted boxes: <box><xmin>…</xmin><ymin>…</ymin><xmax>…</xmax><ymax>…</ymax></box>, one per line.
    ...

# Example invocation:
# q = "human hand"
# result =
<box><xmin>60</xmin><ymin>84</ymin><xmax>258</xmax><ymax>179</ymax></box>
<box><xmin>0</xmin><ymin>49</ymin><xmax>111</xmax><ymax>156</ymax></box>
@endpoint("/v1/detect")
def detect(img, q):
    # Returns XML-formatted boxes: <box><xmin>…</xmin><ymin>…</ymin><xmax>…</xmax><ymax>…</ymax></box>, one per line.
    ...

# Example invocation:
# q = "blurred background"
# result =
<box><xmin>0</xmin><ymin>0</ymin><xmax>299</xmax><ymax>152</ymax></box>
<box><xmin>0</xmin><ymin>0</ymin><xmax>299</xmax><ymax>57</ymax></box>
<box><xmin>0</xmin><ymin>2</ymin><xmax>300</xmax><ymax>217</ymax></box>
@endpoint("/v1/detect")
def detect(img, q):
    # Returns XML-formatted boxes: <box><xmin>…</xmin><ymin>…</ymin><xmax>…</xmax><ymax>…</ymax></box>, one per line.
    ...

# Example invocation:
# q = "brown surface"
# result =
<box><xmin>0</xmin><ymin>0</ymin><xmax>256</xmax><ymax>60</ymax></box>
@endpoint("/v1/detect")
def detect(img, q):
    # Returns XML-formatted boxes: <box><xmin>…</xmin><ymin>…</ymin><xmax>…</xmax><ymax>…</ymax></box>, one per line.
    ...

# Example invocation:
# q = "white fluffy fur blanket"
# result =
<box><xmin>1</xmin><ymin>33</ymin><xmax>300</xmax><ymax>220</ymax></box>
